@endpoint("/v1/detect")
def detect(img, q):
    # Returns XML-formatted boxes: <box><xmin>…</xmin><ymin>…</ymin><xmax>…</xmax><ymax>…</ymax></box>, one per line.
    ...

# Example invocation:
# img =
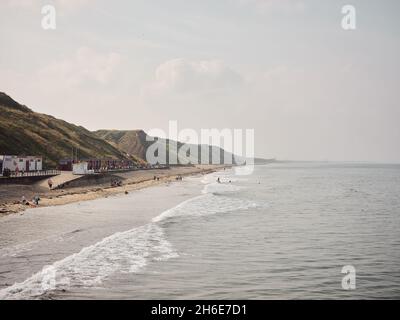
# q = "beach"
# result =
<box><xmin>0</xmin><ymin>165</ymin><xmax>227</xmax><ymax>217</ymax></box>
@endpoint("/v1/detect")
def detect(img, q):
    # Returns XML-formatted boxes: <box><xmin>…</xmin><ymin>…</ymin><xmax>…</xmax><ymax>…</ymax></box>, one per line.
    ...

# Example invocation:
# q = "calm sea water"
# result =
<box><xmin>1</xmin><ymin>162</ymin><xmax>400</xmax><ymax>299</ymax></box>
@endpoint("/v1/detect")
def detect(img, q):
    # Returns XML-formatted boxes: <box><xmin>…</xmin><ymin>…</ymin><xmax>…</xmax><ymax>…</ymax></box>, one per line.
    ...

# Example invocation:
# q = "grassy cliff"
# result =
<box><xmin>0</xmin><ymin>92</ymin><xmax>131</xmax><ymax>168</ymax></box>
<box><xmin>94</xmin><ymin>129</ymin><xmax>238</xmax><ymax>165</ymax></box>
<box><xmin>0</xmin><ymin>92</ymin><xmax>245</xmax><ymax>168</ymax></box>
<box><xmin>94</xmin><ymin>129</ymin><xmax>149</xmax><ymax>164</ymax></box>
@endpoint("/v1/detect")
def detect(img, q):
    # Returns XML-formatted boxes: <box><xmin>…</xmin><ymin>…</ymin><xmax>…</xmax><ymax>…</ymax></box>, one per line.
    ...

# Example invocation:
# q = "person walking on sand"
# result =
<box><xmin>47</xmin><ymin>179</ymin><xmax>53</xmax><ymax>189</ymax></box>
<box><xmin>33</xmin><ymin>195</ymin><xmax>40</xmax><ymax>206</ymax></box>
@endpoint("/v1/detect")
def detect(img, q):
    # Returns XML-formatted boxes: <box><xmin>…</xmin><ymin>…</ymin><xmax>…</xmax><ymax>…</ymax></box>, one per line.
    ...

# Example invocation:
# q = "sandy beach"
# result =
<box><xmin>0</xmin><ymin>165</ymin><xmax>228</xmax><ymax>217</ymax></box>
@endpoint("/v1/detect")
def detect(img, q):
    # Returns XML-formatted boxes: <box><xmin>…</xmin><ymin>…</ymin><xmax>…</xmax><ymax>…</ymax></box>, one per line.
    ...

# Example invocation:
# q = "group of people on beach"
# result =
<box><xmin>20</xmin><ymin>195</ymin><xmax>40</xmax><ymax>207</ymax></box>
<box><xmin>111</xmin><ymin>179</ymin><xmax>122</xmax><ymax>187</ymax></box>
<box><xmin>17</xmin><ymin>179</ymin><xmax>51</xmax><ymax>207</ymax></box>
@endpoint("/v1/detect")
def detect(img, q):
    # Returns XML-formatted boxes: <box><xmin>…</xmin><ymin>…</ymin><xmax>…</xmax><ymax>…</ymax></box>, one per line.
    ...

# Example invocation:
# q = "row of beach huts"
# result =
<box><xmin>1</xmin><ymin>154</ymin><xmax>164</xmax><ymax>178</ymax></box>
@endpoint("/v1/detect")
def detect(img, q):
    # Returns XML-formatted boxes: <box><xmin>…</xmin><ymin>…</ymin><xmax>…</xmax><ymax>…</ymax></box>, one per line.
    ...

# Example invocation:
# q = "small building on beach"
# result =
<box><xmin>72</xmin><ymin>161</ymin><xmax>95</xmax><ymax>175</ymax></box>
<box><xmin>0</xmin><ymin>155</ymin><xmax>42</xmax><ymax>175</ymax></box>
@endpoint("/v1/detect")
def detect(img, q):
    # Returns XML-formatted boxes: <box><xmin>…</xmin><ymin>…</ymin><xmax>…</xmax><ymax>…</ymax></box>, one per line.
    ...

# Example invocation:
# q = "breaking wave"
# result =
<box><xmin>0</xmin><ymin>223</ymin><xmax>175</xmax><ymax>300</ymax></box>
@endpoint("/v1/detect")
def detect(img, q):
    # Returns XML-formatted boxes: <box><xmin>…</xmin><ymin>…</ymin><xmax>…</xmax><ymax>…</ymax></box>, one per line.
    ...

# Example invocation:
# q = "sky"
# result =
<box><xmin>1</xmin><ymin>0</ymin><xmax>399</xmax><ymax>162</ymax></box>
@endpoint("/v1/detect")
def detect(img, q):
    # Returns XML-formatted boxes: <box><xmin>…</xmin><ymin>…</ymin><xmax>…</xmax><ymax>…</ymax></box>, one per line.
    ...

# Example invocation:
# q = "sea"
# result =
<box><xmin>0</xmin><ymin>162</ymin><xmax>399</xmax><ymax>299</ymax></box>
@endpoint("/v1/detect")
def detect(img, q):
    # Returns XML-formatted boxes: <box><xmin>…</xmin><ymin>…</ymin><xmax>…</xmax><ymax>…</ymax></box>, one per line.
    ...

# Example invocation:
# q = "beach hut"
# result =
<box><xmin>72</xmin><ymin>161</ymin><xmax>95</xmax><ymax>175</ymax></box>
<box><xmin>58</xmin><ymin>158</ymin><xmax>73</xmax><ymax>171</ymax></box>
<box><xmin>0</xmin><ymin>155</ymin><xmax>42</xmax><ymax>175</ymax></box>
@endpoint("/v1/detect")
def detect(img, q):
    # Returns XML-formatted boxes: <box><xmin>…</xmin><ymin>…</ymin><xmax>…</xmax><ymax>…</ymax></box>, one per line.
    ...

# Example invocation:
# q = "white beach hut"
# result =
<box><xmin>72</xmin><ymin>161</ymin><xmax>94</xmax><ymax>175</ymax></box>
<box><xmin>0</xmin><ymin>155</ymin><xmax>42</xmax><ymax>175</ymax></box>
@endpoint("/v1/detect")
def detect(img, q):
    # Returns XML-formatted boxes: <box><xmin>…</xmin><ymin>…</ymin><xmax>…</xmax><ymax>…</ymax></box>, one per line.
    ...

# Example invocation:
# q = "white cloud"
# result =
<box><xmin>39</xmin><ymin>47</ymin><xmax>121</xmax><ymax>87</ymax></box>
<box><xmin>150</xmin><ymin>58</ymin><xmax>243</xmax><ymax>94</ymax></box>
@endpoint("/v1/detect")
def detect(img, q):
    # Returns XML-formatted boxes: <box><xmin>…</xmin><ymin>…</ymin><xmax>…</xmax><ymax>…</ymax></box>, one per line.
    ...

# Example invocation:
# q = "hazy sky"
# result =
<box><xmin>1</xmin><ymin>0</ymin><xmax>399</xmax><ymax>162</ymax></box>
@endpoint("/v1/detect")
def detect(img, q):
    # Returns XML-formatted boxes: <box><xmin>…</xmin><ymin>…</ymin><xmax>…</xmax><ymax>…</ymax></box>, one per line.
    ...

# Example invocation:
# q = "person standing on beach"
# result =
<box><xmin>47</xmin><ymin>179</ymin><xmax>53</xmax><ymax>189</ymax></box>
<box><xmin>33</xmin><ymin>195</ymin><xmax>40</xmax><ymax>206</ymax></box>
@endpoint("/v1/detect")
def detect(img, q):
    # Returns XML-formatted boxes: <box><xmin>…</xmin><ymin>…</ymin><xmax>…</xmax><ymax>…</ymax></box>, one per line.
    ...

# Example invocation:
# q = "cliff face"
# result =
<box><xmin>94</xmin><ymin>129</ymin><xmax>238</xmax><ymax>165</ymax></box>
<box><xmin>0</xmin><ymin>92</ymin><xmax>132</xmax><ymax>168</ymax></box>
<box><xmin>94</xmin><ymin>129</ymin><xmax>150</xmax><ymax>162</ymax></box>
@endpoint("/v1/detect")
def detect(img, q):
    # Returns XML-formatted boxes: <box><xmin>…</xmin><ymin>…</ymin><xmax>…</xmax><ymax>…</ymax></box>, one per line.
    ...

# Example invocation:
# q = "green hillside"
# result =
<box><xmin>94</xmin><ymin>129</ymin><xmax>149</xmax><ymax>163</ymax></box>
<box><xmin>0</xmin><ymin>92</ymin><xmax>132</xmax><ymax>168</ymax></box>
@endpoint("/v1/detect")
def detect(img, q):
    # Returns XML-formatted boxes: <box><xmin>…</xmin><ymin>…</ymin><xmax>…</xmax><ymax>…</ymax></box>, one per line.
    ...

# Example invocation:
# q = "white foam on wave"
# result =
<box><xmin>0</xmin><ymin>229</ymin><xmax>81</xmax><ymax>258</ymax></box>
<box><xmin>0</xmin><ymin>238</ymin><xmax>44</xmax><ymax>258</ymax></box>
<box><xmin>0</xmin><ymin>223</ymin><xmax>176</xmax><ymax>300</ymax></box>
<box><xmin>153</xmin><ymin>193</ymin><xmax>259</xmax><ymax>223</ymax></box>
<box><xmin>202</xmin><ymin>182</ymin><xmax>243</xmax><ymax>194</ymax></box>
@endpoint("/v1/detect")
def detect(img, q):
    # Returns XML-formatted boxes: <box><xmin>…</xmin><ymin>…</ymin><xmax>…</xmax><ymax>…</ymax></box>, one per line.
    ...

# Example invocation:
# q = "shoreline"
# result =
<box><xmin>0</xmin><ymin>165</ymin><xmax>229</xmax><ymax>218</ymax></box>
